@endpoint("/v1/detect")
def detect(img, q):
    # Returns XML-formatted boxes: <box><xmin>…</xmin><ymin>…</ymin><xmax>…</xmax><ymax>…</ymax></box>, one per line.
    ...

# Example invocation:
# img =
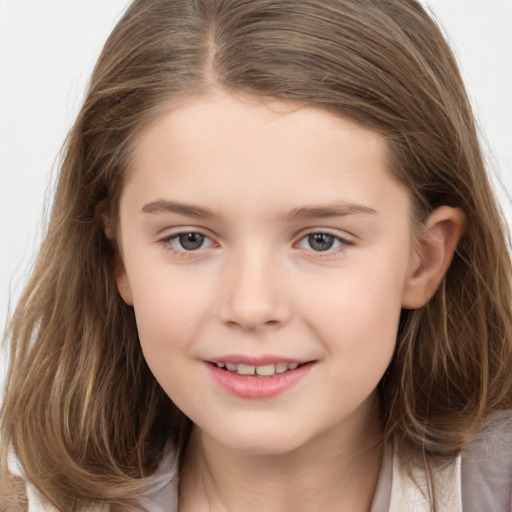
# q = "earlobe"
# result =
<box><xmin>401</xmin><ymin>206</ymin><xmax>466</xmax><ymax>309</ymax></box>
<box><xmin>113</xmin><ymin>252</ymin><xmax>134</xmax><ymax>306</ymax></box>
<box><xmin>96</xmin><ymin>205</ymin><xmax>134</xmax><ymax>306</ymax></box>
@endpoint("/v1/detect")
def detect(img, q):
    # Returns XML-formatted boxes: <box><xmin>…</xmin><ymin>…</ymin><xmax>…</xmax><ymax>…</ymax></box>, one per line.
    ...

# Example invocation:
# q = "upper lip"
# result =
<box><xmin>206</xmin><ymin>355</ymin><xmax>313</xmax><ymax>366</ymax></box>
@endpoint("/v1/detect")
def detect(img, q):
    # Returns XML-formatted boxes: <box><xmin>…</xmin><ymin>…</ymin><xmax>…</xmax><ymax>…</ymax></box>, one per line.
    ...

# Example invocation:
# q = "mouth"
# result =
<box><xmin>206</xmin><ymin>358</ymin><xmax>316</xmax><ymax>398</ymax></box>
<box><xmin>209</xmin><ymin>361</ymin><xmax>311</xmax><ymax>377</ymax></box>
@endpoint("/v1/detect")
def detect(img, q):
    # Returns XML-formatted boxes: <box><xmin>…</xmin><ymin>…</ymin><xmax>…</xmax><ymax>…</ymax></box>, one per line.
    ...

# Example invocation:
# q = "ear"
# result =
<box><xmin>95</xmin><ymin>202</ymin><xmax>134</xmax><ymax>306</ymax></box>
<box><xmin>401</xmin><ymin>206</ymin><xmax>466</xmax><ymax>309</ymax></box>
<box><xmin>113</xmin><ymin>252</ymin><xmax>134</xmax><ymax>306</ymax></box>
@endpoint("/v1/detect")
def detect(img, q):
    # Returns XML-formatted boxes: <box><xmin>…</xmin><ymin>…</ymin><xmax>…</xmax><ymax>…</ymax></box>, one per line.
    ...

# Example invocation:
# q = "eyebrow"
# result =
<box><xmin>142</xmin><ymin>200</ymin><xmax>217</xmax><ymax>219</ymax></box>
<box><xmin>141</xmin><ymin>199</ymin><xmax>377</xmax><ymax>220</ymax></box>
<box><xmin>285</xmin><ymin>202</ymin><xmax>377</xmax><ymax>221</ymax></box>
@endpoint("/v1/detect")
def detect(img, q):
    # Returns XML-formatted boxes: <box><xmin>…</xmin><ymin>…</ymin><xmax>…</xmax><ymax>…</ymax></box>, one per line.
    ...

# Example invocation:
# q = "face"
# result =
<box><xmin>115</xmin><ymin>93</ymin><xmax>418</xmax><ymax>455</ymax></box>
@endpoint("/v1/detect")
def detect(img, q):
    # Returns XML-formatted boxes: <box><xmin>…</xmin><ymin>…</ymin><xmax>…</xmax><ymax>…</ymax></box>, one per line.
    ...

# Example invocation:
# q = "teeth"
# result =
<box><xmin>217</xmin><ymin>361</ymin><xmax>303</xmax><ymax>376</ymax></box>
<box><xmin>275</xmin><ymin>363</ymin><xmax>288</xmax><ymax>374</ymax></box>
<box><xmin>256</xmin><ymin>364</ymin><xmax>276</xmax><ymax>376</ymax></box>
<box><xmin>238</xmin><ymin>364</ymin><xmax>256</xmax><ymax>375</ymax></box>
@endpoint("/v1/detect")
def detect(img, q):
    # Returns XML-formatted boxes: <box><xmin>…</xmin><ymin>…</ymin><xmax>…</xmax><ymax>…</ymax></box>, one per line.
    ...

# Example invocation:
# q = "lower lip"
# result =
<box><xmin>207</xmin><ymin>363</ymin><xmax>314</xmax><ymax>399</ymax></box>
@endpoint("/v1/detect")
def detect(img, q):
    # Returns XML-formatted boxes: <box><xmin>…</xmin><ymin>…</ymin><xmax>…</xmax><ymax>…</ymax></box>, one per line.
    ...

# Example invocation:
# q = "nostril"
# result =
<box><xmin>224</xmin><ymin>318</ymin><xmax>282</xmax><ymax>331</ymax></box>
<box><xmin>217</xmin><ymin>275</ymin><xmax>290</xmax><ymax>330</ymax></box>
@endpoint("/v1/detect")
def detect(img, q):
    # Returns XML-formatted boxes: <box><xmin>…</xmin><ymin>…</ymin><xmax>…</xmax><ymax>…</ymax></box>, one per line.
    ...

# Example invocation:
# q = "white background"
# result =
<box><xmin>1</xmin><ymin>1</ymin><xmax>511</xmax><ymax>391</ymax></box>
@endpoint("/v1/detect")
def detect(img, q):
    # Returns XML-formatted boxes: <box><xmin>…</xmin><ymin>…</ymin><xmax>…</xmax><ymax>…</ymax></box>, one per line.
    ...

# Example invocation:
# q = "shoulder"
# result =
<box><xmin>8</xmin><ymin>476</ymin><xmax>177</xmax><ymax>512</ymax></box>
<box><xmin>461</xmin><ymin>410</ymin><xmax>512</xmax><ymax>512</ymax></box>
<box><xmin>5</xmin><ymin>444</ymin><xmax>179</xmax><ymax>512</ymax></box>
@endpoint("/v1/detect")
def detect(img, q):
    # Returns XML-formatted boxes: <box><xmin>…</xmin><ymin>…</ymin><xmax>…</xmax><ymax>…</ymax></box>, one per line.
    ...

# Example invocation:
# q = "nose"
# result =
<box><xmin>218</xmin><ymin>248</ymin><xmax>290</xmax><ymax>331</ymax></box>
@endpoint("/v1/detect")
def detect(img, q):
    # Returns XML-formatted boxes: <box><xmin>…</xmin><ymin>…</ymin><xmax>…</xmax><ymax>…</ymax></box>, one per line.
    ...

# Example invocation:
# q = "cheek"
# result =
<box><xmin>300</xmin><ymin>255</ymin><xmax>406</xmax><ymax>366</ymax></box>
<box><xmin>307</xmin><ymin>282</ymin><xmax>400</xmax><ymax>413</ymax></box>
<box><xmin>128</xmin><ymin>266</ymin><xmax>215</xmax><ymax>358</ymax></box>
<box><xmin>129</xmin><ymin>274</ymin><xmax>212</xmax><ymax>405</ymax></box>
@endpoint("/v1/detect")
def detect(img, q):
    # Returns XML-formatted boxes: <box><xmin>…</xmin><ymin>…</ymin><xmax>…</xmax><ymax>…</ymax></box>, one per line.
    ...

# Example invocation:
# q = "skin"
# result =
<box><xmin>114</xmin><ymin>92</ymin><xmax>465</xmax><ymax>511</ymax></box>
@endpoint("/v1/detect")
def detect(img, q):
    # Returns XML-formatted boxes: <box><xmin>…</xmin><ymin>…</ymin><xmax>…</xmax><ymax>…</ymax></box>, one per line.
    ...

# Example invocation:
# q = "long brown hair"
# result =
<box><xmin>2</xmin><ymin>0</ymin><xmax>512</xmax><ymax>509</ymax></box>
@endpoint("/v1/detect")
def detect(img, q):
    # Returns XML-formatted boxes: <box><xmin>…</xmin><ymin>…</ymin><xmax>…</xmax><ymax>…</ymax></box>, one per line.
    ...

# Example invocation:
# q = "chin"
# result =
<box><xmin>203</xmin><ymin>421</ymin><xmax>313</xmax><ymax>457</ymax></box>
<box><xmin>226</xmin><ymin>439</ymin><xmax>306</xmax><ymax>457</ymax></box>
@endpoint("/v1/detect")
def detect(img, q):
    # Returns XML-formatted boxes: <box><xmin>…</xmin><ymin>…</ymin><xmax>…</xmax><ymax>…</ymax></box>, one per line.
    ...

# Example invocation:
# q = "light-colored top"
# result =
<box><xmin>370</xmin><ymin>441</ymin><xmax>462</xmax><ymax>512</ymax></box>
<box><xmin>15</xmin><ymin>412</ymin><xmax>512</xmax><ymax>511</ymax></box>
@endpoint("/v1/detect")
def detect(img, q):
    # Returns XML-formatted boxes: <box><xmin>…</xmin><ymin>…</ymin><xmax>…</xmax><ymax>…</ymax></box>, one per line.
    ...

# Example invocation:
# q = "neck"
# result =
<box><xmin>178</xmin><ymin>400</ymin><xmax>384</xmax><ymax>512</ymax></box>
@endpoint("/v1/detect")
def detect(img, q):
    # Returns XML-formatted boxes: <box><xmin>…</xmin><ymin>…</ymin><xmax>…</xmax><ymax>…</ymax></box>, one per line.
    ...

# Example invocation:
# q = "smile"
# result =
<box><xmin>213</xmin><ymin>361</ymin><xmax>301</xmax><ymax>376</ymax></box>
<box><xmin>206</xmin><ymin>359</ymin><xmax>316</xmax><ymax>399</ymax></box>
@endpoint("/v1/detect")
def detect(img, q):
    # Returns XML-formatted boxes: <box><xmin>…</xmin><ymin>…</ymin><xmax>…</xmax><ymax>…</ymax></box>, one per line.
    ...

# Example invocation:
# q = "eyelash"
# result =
<box><xmin>159</xmin><ymin>231</ymin><xmax>215</xmax><ymax>256</ymax></box>
<box><xmin>296</xmin><ymin>231</ymin><xmax>353</xmax><ymax>255</ymax></box>
<box><xmin>158</xmin><ymin>230</ymin><xmax>353</xmax><ymax>256</ymax></box>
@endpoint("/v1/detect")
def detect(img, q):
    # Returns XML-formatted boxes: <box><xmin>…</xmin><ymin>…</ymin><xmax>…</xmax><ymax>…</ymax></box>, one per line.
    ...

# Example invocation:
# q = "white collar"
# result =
<box><xmin>388</xmin><ymin>442</ymin><xmax>462</xmax><ymax>512</ymax></box>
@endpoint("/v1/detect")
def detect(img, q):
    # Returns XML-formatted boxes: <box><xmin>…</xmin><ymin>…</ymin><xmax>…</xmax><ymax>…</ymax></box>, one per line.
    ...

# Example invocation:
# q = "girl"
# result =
<box><xmin>2</xmin><ymin>0</ymin><xmax>512</xmax><ymax>510</ymax></box>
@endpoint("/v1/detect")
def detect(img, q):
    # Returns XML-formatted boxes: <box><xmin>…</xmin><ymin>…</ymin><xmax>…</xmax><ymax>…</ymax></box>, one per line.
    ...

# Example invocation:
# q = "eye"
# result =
<box><xmin>297</xmin><ymin>232</ymin><xmax>349</xmax><ymax>252</ymax></box>
<box><xmin>161</xmin><ymin>231</ymin><xmax>214</xmax><ymax>252</ymax></box>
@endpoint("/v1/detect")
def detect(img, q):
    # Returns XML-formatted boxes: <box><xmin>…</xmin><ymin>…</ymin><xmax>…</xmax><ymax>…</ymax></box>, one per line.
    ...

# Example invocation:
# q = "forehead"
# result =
<box><xmin>130</xmin><ymin>93</ymin><xmax>391</xmax><ymax>170</ymax></box>
<box><xmin>123</xmin><ymin>92</ymin><xmax>409</xmax><ymax>220</ymax></box>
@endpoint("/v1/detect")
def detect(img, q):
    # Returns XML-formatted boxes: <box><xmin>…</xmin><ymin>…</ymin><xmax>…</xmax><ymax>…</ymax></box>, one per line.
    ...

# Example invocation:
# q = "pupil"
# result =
<box><xmin>179</xmin><ymin>233</ymin><xmax>204</xmax><ymax>250</ymax></box>
<box><xmin>308</xmin><ymin>233</ymin><xmax>334</xmax><ymax>251</ymax></box>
